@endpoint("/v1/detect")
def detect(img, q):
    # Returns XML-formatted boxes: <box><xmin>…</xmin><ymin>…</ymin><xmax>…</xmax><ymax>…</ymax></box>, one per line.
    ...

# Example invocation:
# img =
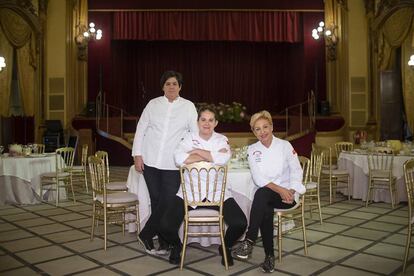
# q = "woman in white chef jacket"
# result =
<box><xmin>233</xmin><ymin>110</ymin><xmax>305</xmax><ymax>273</ymax></box>
<box><xmin>159</xmin><ymin>107</ymin><xmax>247</xmax><ymax>266</ymax></box>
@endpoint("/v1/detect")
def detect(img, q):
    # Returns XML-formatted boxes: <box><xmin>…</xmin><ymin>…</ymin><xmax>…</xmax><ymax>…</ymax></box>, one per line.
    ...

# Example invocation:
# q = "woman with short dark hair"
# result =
<box><xmin>132</xmin><ymin>70</ymin><xmax>198</xmax><ymax>255</ymax></box>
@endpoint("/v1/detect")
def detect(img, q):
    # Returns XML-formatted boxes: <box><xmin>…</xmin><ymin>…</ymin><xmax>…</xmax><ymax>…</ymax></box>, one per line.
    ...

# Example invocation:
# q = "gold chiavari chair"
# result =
<box><xmin>179</xmin><ymin>161</ymin><xmax>229</xmax><ymax>270</ymax></box>
<box><xmin>40</xmin><ymin>147</ymin><xmax>75</xmax><ymax>206</ymax></box>
<box><xmin>313</xmin><ymin>144</ymin><xmax>350</xmax><ymax>204</ymax></box>
<box><xmin>95</xmin><ymin>151</ymin><xmax>128</xmax><ymax>191</ymax></box>
<box><xmin>33</xmin><ymin>143</ymin><xmax>45</xmax><ymax>154</ymax></box>
<box><xmin>71</xmin><ymin>144</ymin><xmax>89</xmax><ymax>192</ymax></box>
<box><xmin>334</xmin><ymin>142</ymin><xmax>354</xmax><ymax>159</ymax></box>
<box><xmin>366</xmin><ymin>152</ymin><xmax>397</xmax><ymax>208</ymax></box>
<box><xmin>272</xmin><ymin>156</ymin><xmax>308</xmax><ymax>263</ymax></box>
<box><xmin>305</xmin><ymin>151</ymin><xmax>324</xmax><ymax>224</ymax></box>
<box><xmin>89</xmin><ymin>156</ymin><xmax>140</xmax><ymax>250</ymax></box>
<box><xmin>403</xmin><ymin>158</ymin><xmax>414</xmax><ymax>272</ymax></box>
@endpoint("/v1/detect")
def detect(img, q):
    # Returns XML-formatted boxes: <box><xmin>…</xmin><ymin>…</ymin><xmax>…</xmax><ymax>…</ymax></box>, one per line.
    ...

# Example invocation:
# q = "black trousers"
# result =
<box><xmin>159</xmin><ymin>196</ymin><xmax>247</xmax><ymax>248</ymax></box>
<box><xmin>139</xmin><ymin>165</ymin><xmax>181</xmax><ymax>241</ymax></box>
<box><xmin>245</xmin><ymin>187</ymin><xmax>296</xmax><ymax>256</ymax></box>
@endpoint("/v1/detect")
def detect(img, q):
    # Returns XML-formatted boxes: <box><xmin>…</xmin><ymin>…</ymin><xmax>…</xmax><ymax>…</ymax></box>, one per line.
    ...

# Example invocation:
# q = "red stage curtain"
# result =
<box><xmin>109</xmin><ymin>40</ymin><xmax>304</xmax><ymax>116</ymax></box>
<box><xmin>112</xmin><ymin>11</ymin><xmax>302</xmax><ymax>42</ymax></box>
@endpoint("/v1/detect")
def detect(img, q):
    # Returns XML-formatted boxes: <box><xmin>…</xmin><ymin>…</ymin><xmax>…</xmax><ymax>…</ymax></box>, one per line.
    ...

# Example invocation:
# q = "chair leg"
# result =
<box><xmin>56</xmin><ymin>177</ymin><xmax>59</xmax><ymax>207</ymax></box>
<box><xmin>180</xmin><ymin>220</ymin><xmax>189</xmax><ymax>270</ymax></box>
<box><xmin>329</xmin><ymin>177</ymin><xmax>333</xmax><ymax>204</ymax></box>
<box><xmin>389</xmin><ymin>181</ymin><xmax>395</xmax><ymax>209</ymax></box>
<box><xmin>317</xmin><ymin>189</ymin><xmax>323</xmax><ymax>224</ymax></box>
<box><xmin>104</xmin><ymin>206</ymin><xmax>107</xmax><ymax>251</ymax></box>
<box><xmin>84</xmin><ymin>170</ymin><xmax>89</xmax><ymax>193</ymax></box>
<box><xmin>122</xmin><ymin>212</ymin><xmax>125</xmax><ymax>236</ymax></box>
<box><xmin>301</xmin><ymin>205</ymin><xmax>308</xmax><ymax>256</ymax></box>
<box><xmin>365</xmin><ymin>180</ymin><xmax>372</xmax><ymax>208</ymax></box>
<box><xmin>91</xmin><ymin>203</ymin><xmax>96</xmax><ymax>241</ymax></box>
<box><xmin>219</xmin><ymin>218</ymin><xmax>229</xmax><ymax>270</ymax></box>
<box><xmin>278</xmin><ymin>214</ymin><xmax>282</xmax><ymax>263</ymax></box>
<box><xmin>69</xmin><ymin>175</ymin><xmax>76</xmax><ymax>203</ymax></box>
<box><xmin>347</xmin><ymin>175</ymin><xmax>351</xmax><ymax>200</ymax></box>
<box><xmin>135</xmin><ymin>204</ymin><xmax>141</xmax><ymax>235</ymax></box>
<box><xmin>403</xmin><ymin>223</ymin><xmax>412</xmax><ymax>272</ymax></box>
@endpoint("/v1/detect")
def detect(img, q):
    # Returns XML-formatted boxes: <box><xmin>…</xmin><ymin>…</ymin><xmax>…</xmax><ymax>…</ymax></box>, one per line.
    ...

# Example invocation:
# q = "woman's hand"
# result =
<box><xmin>134</xmin><ymin>155</ymin><xmax>144</xmax><ymax>173</ymax></box>
<box><xmin>278</xmin><ymin>187</ymin><xmax>294</xmax><ymax>204</ymax></box>
<box><xmin>265</xmin><ymin>183</ymin><xmax>295</xmax><ymax>203</ymax></box>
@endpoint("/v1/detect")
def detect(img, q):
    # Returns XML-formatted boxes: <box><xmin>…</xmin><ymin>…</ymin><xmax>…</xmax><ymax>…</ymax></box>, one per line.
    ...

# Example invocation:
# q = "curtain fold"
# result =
<box><xmin>113</xmin><ymin>11</ymin><xmax>302</xmax><ymax>42</ymax></box>
<box><xmin>0</xmin><ymin>28</ymin><xmax>13</xmax><ymax>116</ymax></box>
<box><xmin>402</xmin><ymin>30</ymin><xmax>414</xmax><ymax>134</ymax></box>
<box><xmin>379</xmin><ymin>8</ymin><xmax>414</xmax><ymax>70</ymax></box>
<box><xmin>17</xmin><ymin>40</ymin><xmax>35</xmax><ymax>116</ymax></box>
<box><xmin>0</xmin><ymin>7</ymin><xmax>37</xmax><ymax>117</ymax></box>
<box><xmin>0</xmin><ymin>8</ymin><xmax>32</xmax><ymax>48</ymax></box>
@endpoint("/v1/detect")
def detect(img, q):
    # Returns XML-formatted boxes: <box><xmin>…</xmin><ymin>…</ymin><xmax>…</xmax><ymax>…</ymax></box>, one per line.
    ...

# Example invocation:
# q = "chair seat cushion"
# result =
<box><xmin>187</xmin><ymin>208</ymin><xmax>220</xmax><ymax>222</ymax></box>
<box><xmin>322</xmin><ymin>169</ymin><xmax>348</xmax><ymax>175</ymax></box>
<box><xmin>306</xmin><ymin>182</ymin><xmax>318</xmax><ymax>190</ymax></box>
<box><xmin>72</xmin><ymin>165</ymin><xmax>85</xmax><ymax>171</ymax></box>
<box><xmin>41</xmin><ymin>172</ymin><xmax>70</xmax><ymax>178</ymax></box>
<box><xmin>371</xmin><ymin>170</ymin><xmax>391</xmax><ymax>178</ymax></box>
<box><xmin>107</xmin><ymin>181</ymin><xmax>127</xmax><ymax>191</ymax></box>
<box><xmin>322</xmin><ymin>164</ymin><xmax>337</xmax><ymax>170</ymax></box>
<box><xmin>188</xmin><ymin>208</ymin><xmax>219</xmax><ymax>216</ymax></box>
<box><xmin>96</xmin><ymin>192</ymin><xmax>138</xmax><ymax>204</ymax></box>
<box><xmin>274</xmin><ymin>201</ymin><xmax>301</xmax><ymax>212</ymax></box>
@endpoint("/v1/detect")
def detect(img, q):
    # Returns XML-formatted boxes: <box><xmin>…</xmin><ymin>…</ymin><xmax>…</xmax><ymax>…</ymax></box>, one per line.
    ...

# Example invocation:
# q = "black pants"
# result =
<box><xmin>245</xmin><ymin>187</ymin><xmax>296</xmax><ymax>256</ymax></box>
<box><xmin>159</xmin><ymin>196</ymin><xmax>247</xmax><ymax>248</ymax></box>
<box><xmin>139</xmin><ymin>165</ymin><xmax>181</xmax><ymax>240</ymax></box>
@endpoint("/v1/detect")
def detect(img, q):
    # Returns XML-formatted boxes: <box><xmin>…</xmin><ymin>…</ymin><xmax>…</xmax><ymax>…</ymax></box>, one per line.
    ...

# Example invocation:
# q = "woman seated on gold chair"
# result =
<box><xmin>233</xmin><ymin>110</ymin><xmax>305</xmax><ymax>273</ymax></box>
<box><xmin>159</xmin><ymin>107</ymin><xmax>247</xmax><ymax>266</ymax></box>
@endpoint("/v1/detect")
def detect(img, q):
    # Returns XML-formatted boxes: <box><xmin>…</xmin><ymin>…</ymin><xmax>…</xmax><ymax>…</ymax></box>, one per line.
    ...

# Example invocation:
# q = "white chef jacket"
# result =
<box><xmin>131</xmin><ymin>96</ymin><xmax>198</xmax><ymax>170</ymax></box>
<box><xmin>248</xmin><ymin>135</ymin><xmax>305</xmax><ymax>201</ymax></box>
<box><xmin>174</xmin><ymin>131</ymin><xmax>232</xmax><ymax>203</ymax></box>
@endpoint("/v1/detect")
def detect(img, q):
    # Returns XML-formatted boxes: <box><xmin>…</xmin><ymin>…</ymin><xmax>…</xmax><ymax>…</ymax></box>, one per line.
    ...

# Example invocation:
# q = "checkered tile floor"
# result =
<box><xmin>0</xmin><ymin>166</ymin><xmax>413</xmax><ymax>275</ymax></box>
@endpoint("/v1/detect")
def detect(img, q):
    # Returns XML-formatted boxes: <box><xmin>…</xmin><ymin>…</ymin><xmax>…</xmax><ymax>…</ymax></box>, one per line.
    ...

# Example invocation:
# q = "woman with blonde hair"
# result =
<box><xmin>233</xmin><ymin>110</ymin><xmax>305</xmax><ymax>273</ymax></box>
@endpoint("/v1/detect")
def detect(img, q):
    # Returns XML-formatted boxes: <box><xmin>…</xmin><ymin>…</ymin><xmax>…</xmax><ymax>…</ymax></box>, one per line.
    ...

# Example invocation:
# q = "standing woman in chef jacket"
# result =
<box><xmin>131</xmin><ymin>70</ymin><xmax>198</xmax><ymax>255</ymax></box>
<box><xmin>233</xmin><ymin>110</ymin><xmax>305</xmax><ymax>273</ymax></box>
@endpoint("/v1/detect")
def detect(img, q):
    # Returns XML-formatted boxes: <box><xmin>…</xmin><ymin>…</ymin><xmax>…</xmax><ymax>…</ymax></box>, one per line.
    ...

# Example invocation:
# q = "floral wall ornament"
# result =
<box><xmin>196</xmin><ymin>102</ymin><xmax>248</xmax><ymax>123</ymax></box>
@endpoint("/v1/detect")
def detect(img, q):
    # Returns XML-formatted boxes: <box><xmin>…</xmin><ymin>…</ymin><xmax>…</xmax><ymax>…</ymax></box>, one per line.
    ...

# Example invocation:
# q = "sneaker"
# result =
<box><xmin>218</xmin><ymin>245</ymin><xmax>234</xmax><ymax>266</ymax></box>
<box><xmin>138</xmin><ymin>236</ymin><xmax>156</xmax><ymax>255</ymax></box>
<box><xmin>169</xmin><ymin>244</ymin><xmax>182</xmax><ymax>265</ymax></box>
<box><xmin>260</xmin><ymin>255</ymin><xmax>275</xmax><ymax>273</ymax></box>
<box><xmin>155</xmin><ymin>237</ymin><xmax>170</xmax><ymax>255</ymax></box>
<box><xmin>233</xmin><ymin>239</ymin><xmax>254</xmax><ymax>260</ymax></box>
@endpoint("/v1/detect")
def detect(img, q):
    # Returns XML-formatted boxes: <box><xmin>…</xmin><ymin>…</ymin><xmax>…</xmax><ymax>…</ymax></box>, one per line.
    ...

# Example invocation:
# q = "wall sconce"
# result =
<box><xmin>75</xmin><ymin>22</ymin><xmax>103</xmax><ymax>61</ymax></box>
<box><xmin>312</xmin><ymin>21</ymin><xmax>338</xmax><ymax>61</ymax></box>
<box><xmin>0</xmin><ymin>56</ymin><xmax>6</xmax><ymax>72</ymax></box>
<box><xmin>408</xmin><ymin>54</ymin><xmax>414</xmax><ymax>68</ymax></box>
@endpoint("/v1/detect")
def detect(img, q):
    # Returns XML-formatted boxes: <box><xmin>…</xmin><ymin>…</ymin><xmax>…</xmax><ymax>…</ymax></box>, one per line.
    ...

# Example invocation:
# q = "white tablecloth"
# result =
<box><xmin>338</xmin><ymin>152</ymin><xmax>413</xmax><ymax>203</ymax></box>
<box><xmin>126</xmin><ymin>165</ymin><xmax>294</xmax><ymax>246</ymax></box>
<box><xmin>0</xmin><ymin>154</ymin><xmax>66</xmax><ymax>205</ymax></box>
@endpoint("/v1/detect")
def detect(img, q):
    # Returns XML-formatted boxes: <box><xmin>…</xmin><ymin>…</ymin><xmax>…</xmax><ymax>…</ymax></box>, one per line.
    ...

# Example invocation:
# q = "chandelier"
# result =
<box><xmin>311</xmin><ymin>21</ymin><xmax>338</xmax><ymax>61</ymax></box>
<box><xmin>75</xmin><ymin>22</ymin><xmax>103</xmax><ymax>60</ymax></box>
<box><xmin>0</xmin><ymin>56</ymin><xmax>5</xmax><ymax>72</ymax></box>
<box><xmin>75</xmin><ymin>22</ymin><xmax>102</xmax><ymax>45</ymax></box>
<box><xmin>408</xmin><ymin>54</ymin><xmax>414</xmax><ymax>68</ymax></box>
